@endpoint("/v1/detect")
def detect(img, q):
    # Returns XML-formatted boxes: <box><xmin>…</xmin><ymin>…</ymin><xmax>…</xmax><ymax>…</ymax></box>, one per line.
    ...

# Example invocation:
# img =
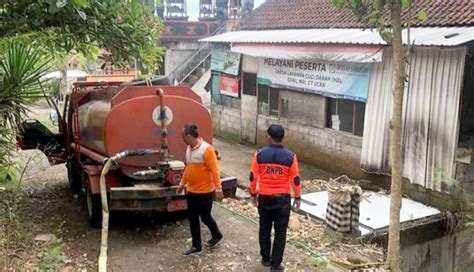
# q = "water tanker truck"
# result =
<box><xmin>17</xmin><ymin>81</ymin><xmax>237</xmax><ymax>227</ymax></box>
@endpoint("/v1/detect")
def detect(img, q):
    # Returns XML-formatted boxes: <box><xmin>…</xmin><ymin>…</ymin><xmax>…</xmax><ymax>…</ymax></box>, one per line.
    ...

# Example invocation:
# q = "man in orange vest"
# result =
<box><xmin>179</xmin><ymin>123</ymin><xmax>224</xmax><ymax>256</ymax></box>
<box><xmin>250</xmin><ymin>124</ymin><xmax>301</xmax><ymax>271</ymax></box>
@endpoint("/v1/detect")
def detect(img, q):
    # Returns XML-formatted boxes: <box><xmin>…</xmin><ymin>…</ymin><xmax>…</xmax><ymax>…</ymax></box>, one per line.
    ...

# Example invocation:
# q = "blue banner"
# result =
<box><xmin>257</xmin><ymin>58</ymin><xmax>372</xmax><ymax>101</ymax></box>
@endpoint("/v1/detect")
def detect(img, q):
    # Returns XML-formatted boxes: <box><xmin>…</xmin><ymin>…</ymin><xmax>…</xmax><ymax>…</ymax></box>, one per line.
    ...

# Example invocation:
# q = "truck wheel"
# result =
<box><xmin>86</xmin><ymin>185</ymin><xmax>102</xmax><ymax>229</ymax></box>
<box><xmin>66</xmin><ymin>156</ymin><xmax>82</xmax><ymax>194</ymax></box>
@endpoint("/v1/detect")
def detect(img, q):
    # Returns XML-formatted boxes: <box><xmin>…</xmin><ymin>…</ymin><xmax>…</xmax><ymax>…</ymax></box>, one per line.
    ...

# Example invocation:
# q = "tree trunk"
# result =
<box><xmin>60</xmin><ymin>64</ymin><xmax>68</xmax><ymax>102</ymax></box>
<box><xmin>387</xmin><ymin>0</ymin><xmax>405</xmax><ymax>271</ymax></box>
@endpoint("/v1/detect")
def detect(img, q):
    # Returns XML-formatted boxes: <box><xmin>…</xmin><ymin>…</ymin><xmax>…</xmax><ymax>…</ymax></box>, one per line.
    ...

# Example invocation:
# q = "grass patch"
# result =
<box><xmin>0</xmin><ymin>192</ymin><xmax>34</xmax><ymax>269</ymax></box>
<box><xmin>288</xmin><ymin>237</ymin><xmax>328</xmax><ymax>269</ymax></box>
<box><xmin>306</xmin><ymin>256</ymin><xmax>328</xmax><ymax>269</ymax></box>
<box><xmin>38</xmin><ymin>235</ymin><xmax>69</xmax><ymax>271</ymax></box>
<box><xmin>0</xmin><ymin>162</ymin><xmax>22</xmax><ymax>192</ymax></box>
<box><xmin>0</xmin><ymin>193</ymin><xmax>30</xmax><ymax>248</ymax></box>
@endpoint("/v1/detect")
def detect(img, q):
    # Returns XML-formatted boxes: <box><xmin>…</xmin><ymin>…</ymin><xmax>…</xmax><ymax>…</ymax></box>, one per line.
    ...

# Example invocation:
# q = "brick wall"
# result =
<box><xmin>240</xmin><ymin>94</ymin><xmax>258</xmax><ymax>143</ymax></box>
<box><xmin>211</xmin><ymin>106</ymin><xmax>364</xmax><ymax>174</ymax></box>
<box><xmin>256</xmin><ymin>115</ymin><xmax>364</xmax><ymax>178</ymax></box>
<box><xmin>211</xmin><ymin>104</ymin><xmax>241</xmax><ymax>141</ymax></box>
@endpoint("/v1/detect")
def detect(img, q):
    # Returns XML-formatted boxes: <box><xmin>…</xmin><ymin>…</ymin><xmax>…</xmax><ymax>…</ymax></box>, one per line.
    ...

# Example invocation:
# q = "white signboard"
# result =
<box><xmin>211</xmin><ymin>48</ymin><xmax>241</xmax><ymax>76</ymax></box>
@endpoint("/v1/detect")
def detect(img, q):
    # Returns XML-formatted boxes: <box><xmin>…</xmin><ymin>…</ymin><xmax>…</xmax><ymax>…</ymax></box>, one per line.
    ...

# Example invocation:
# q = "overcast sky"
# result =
<box><xmin>187</xmin><ymin>0</ymin><xmax>266</xmax><ymax>21</ymax></box>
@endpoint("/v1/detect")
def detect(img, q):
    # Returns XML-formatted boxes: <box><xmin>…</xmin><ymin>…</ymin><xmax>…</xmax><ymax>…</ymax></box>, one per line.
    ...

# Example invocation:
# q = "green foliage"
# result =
<box><xmin>306</xmin><ymin>256</ymin><xmax>329</xmax><ymax>269</ymax></box>
<box><xmin>332</xmin><ymin>0</ymin><xmax>392</xmax><ymax>42</ymax></box>
<box><xmin>432</xmin><ymin>166</ymin><xmax>459</xmax><ymax>189</ymax></box>
<box><xmin>0</xmin><ymin>161</ymin><xmax>22</xmax><ymax>190</ymax></box>
<box><xmin>1</xmin><ymin>0</ymin><xmax>164</xmax><ymax>71</ymax></box>
<box><xmin>0</xmin><ymin>190</ymin><xmax>32</xmax><ymax>266</ymax></box>
<box><xmin>0</xmin><ymin>42</ymin><xmax>51</xmax><ymax>187</ymax></box>
<box><xmin>38</xmin><ymin>235</ymin><xmax>69</xmax><ymax>271</ymax></box>
<box><xmin>332</xmin><ymin>0</ymin><xmax>427</xmax><ymax>43</ymax></box>
<box><xmin>418</xmin><ymin>9</ymin><xmax>428</xmax><ymax>21</ymax></box>
<box><xmin>466</xmin><ymin>218</ymin><xmax>474</xmax><ymax>227</ymax></box>
<box><xmin>432</xmin><ymin>167</ymin><xmax>474</xmax><ymax>228</ymax></box>
<box><xmin>0</xmin><ymin>42</ymin><xmax>51</xmax><ymax>128</ymax></box>
<box><xmin>39</xmin><ymin>115</ymin><xmax>59</xmax><ymax>134</ymax></box>
<box><xmin>401</xmin><ymin>0</ymin><xmax>410</xmax><ymax>10</ymax></box>
<box><xmin>42</xmin><ymin>79</ymin><xmax>62</xmax><ymax>99</ymax></box>
<box><xmin>0</xmin><ymin>128</ymin><xmax>21</xmax><ymax>189</ymax></box>
<box><xmin>0</xmin><ymin>196</ymin><xmax>29</xmax><ymax>247</ymax></box>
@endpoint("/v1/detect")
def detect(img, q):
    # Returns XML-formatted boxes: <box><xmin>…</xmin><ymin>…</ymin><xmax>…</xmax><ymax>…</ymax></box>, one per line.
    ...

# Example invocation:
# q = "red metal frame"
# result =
<box><xmin>72</xmin><ymin>81</ymin><xmax>126</xmax><ymax>88</ymax></box>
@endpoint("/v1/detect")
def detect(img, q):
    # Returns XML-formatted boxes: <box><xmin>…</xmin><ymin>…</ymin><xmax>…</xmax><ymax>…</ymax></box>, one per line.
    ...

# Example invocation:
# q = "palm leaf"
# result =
<box><xmin>0</xmin><ymin>42</ymin><xmax>51</xmax><ymax>128</ymax></box>
<box><xmin>0</xmin><ymin>42</ymin><xmax>51</xmax><ymax>186</ymax></box>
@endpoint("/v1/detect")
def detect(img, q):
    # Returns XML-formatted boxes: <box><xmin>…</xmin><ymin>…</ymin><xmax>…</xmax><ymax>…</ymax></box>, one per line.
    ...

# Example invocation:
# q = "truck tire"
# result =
<box><xmin>66</xmin><ymin>156</ymin><xmax>82</xmax><ymax>194</ymax></box>
<box><xmin>86</xmin><ymin>183</ymin><xmax>102</xmax><ymax>229</ymax></box>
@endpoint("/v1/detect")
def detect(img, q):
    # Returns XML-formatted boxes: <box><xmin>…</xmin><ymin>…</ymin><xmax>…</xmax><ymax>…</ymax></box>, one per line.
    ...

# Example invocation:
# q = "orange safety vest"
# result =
<box><xmin>249</xmin><ymin>144</ymin><xmax>301</xmax><ymax>198</ymax></box>
<box><xmin>181</xmin><ymin>139</ymin><xmax>221</xmax><ymax>194</ymax></box>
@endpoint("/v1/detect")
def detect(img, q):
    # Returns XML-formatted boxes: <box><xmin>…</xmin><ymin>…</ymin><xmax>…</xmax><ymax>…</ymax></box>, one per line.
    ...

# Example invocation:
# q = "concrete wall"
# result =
<box><xmin>240</xmin><ymin>94</ymin><xmax>258</xmax><ymax>144</ymax></box>
<box><xmin>401</xmin><ymin>233</ymin><xmax>455</xmax><ymax>271</ymax></box>
<box><xmin>240</xmin><ymin>55</ymin><xmax>259</xmax><ymax>144</ymax></box>
<box><xmin>211</xmin><ymin>104</ymin><xmax>242</xmax><ymax>142</ymax></box>
<box><xmin>163</xmin><ymin>41</ymin><xmax>201</xmax><ymax>75</ymax></box>
<box><xmin>400</xmin><ymin>227</ymin><xmax>474</xmax><ymax>272</ymax></box>
<box><xmin>455</xmin><ymin>148</ymin><xmax>474</xmax><ymax>205</ymax></box>
<box><xmin>211</xmin><ymin>102</ymin><xmax>367</xmax><ymax>179</ymax></box>
<box><xmin>255</xmin><ymin>115</ymin><xmax>364</xmax><ymax>178</ymax></box>
<box><xmin>213</xmin><ymin>103</ymin><xmax>466</xmax><ymax>210</ymax></box>
<box><xmin>454</xmin><ymin>226</ymin><xmax>474</xmax><ymax>271</ymax></box>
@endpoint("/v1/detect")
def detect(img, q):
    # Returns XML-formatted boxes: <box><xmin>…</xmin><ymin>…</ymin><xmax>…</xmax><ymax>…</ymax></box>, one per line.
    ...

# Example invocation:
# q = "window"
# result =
<box><xmin>326</xmin><ymin>98</ymin><xmax>366</xmax><ymax>136</ymax></box>
<box><xmin>257</xmin><ymin>85</ymin><xmax>286</xmax><ymax>118</ymax></box>
<box><xmin>258</xmin><ymin>84</ymin><xmax>269</xmax><ymax>115</ymax></box>
<box><xmin>354</xmin><ymin>102</ymin><xmax>366</xmax><ymax>136</ymax></box>
<box><xmin>242</xmin><ymin>72</ymin><xmax>257</xmax><ymax>96</ymax></box>
<box><xmin>269</xmin><ymin>88</ymin><xmax>279</xmax><ymax>116</ymax></box>
<box><xmin>286</xmin><ymin>91</ymin><xmax>326</xmax><ymax>128</ymax></box>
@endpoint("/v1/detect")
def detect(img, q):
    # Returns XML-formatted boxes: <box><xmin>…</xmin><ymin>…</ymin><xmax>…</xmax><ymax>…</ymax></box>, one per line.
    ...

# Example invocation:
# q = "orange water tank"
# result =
<box><xmin>72</xmin><ymin>86</ymin><xmax>212</xmax><ymax>176</ymax></box>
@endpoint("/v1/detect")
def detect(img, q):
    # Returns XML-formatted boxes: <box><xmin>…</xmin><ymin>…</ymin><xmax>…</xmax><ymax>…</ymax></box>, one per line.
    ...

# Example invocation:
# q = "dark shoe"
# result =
<box><xmin>261</xmin><ymin>258</ymin><xmax>271</xmax><ymax>267</ymax></box>
<box><xmin>205</xmin><ymin>234</ymin><xmax>223</xmax><ymax>248</ymax></box>
<box><xmin>181</xmin><ymin>246</ymin><xmax>202</xmax><ymax>256</ymax></box>
<box><xmin>270</xmin><ymin>263</ymin><xmax>284</xmax><ymax>271</ymax></box>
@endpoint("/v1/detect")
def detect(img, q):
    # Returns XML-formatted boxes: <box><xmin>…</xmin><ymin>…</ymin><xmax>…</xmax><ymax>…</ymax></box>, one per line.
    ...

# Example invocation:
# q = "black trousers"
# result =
<box><xmin>187</xmin><ymin>192</ymin><xmax>222</xmax><ymax>250</ymax></box>
<box><xmin>258</xmin><ymin>194</ymin><xmax>291</xmax><ymax>267</ymax></box>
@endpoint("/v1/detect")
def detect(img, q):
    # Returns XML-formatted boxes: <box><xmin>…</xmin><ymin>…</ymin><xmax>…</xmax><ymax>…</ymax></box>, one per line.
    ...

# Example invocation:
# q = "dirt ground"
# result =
<box><xmin>213</xmin><ymin>139</ymin><xmax>335</xmax><ymax>190</ymax></box>
<box><xmin>1</xmin><ymin>104</ymin><xmax>383</xmax><ymax>271</ymax></box>
<box><xmin>1</xmin><ymin>146</ymin><xmax>323</xmax><ymax>271</ymax></box>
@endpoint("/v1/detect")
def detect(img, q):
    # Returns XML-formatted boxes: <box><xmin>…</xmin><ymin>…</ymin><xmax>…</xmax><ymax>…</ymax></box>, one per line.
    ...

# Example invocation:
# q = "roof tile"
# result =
<box><xmin>240</xmin><ymin>0</ymin><xmax>474</xmax><ymax>30</ymax></box>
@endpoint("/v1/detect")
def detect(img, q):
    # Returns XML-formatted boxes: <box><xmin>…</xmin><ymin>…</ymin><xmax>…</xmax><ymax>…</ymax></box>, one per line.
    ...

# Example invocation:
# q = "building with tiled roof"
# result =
<box><xmin>201</xmin><ymin>0</ymin><xmax>474</xmax><ymax>221</ymax></box>
<box><xmin>239</xmin><ymin>0</ymin><xmax>474</xmax><ymax>30</ymax></box>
